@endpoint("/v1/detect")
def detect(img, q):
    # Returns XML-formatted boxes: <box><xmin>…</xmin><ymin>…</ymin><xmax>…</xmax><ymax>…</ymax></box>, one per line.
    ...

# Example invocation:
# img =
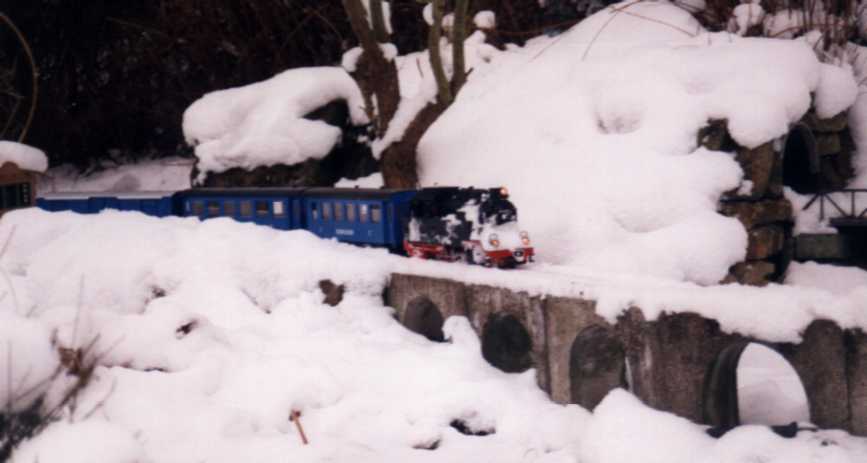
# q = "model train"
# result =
<box><xmin>36</xmin><ymin>186</ymin><xmax>535</xmax><ymax>268</ymax></box>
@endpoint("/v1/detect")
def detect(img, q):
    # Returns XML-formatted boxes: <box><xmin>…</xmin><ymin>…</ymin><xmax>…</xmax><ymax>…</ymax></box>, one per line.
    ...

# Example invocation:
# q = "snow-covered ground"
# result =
<box><xmin>2</xmin><ymin>209</ymin><xmax>867</xmax><ymax>463</ymax></box>
<box><xmin>11</xmin><ymin>0</ymin><xmax>867</xmax><ymax>461</ymax></box>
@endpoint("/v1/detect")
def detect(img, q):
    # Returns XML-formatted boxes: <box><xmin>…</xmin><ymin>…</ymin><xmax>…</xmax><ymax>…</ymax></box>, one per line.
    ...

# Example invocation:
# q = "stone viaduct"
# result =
<box><xmin>385</xmin><ymin>273</ymin><xmax>867</xmax><ymax>436</ymax></box>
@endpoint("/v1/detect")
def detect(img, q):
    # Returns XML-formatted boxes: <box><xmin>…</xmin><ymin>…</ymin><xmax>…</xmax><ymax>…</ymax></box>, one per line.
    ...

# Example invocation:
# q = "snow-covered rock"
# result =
<box><xmin>0</xmin><ymin>141</ymin><xmax>48</xmax><ymax>173</ymax></box>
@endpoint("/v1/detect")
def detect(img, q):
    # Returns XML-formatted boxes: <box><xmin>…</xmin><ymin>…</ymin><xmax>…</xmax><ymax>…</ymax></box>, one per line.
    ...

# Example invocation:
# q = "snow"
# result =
<box><xmin>0</xmin><ymin>141</ymin><xmax>48</xmax><ymax>173</ymax></box>
<box><xmin>334</xmin><ymin>172</ymin><xmax>384</xmax><ymax>188</ymax></box>
<box><xmin>474</xmin><ymin>11</ymin><xmax>496</xmax><ymax>29</ymax></box>
<box><xmin>361</xmin><ymin>0</ymin><xmax>392</xmax><ymax>35</ymax></box>
<box><xmin>0</xmin><ymin>313</ymin><xmax>59</xmax><ymax>412</ymax></box>
<box><xmin>10</xmin><ymin>2</ymin><xmax>867</xmax><ymax>459</ymax></box>
<box><xmin>786</xmin><ymin>261</ymin><xmax>867</xmax><ymax>296</ymax></box>
<box><xmin>183</xmin><ymin>68</ymin><xmax>368</xmax><ymax>182</ymax></box>
<box><xmin>815</xmin><ymin>63</ymin><xmax>858</xmax><ymax>119</ymax></box>
<box><xmin>730</xmin><ymin>3</ymin><xmax>765</xmax><ymax>36</ymax></box>
<box><xmin>41</xmin><ymin>157</ymin><xmax>192</xmax><ymax>193</ymax></box>
<box><xmin>414</xmin><ymin>1</ymin><xmax>855</xmax><ymax>285</ymax></box>
<box><xmin>3</xmin><ymin>209</ymin><xmax>867</xmax><ymax>462</ymax></box>
<box><xmin>737</xmin><ymin>344</ymin><xmax>810</xmax><ymax>425</ymax></box>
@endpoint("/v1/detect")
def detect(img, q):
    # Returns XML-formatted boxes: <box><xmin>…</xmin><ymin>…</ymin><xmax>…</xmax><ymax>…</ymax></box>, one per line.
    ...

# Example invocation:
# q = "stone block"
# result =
<box><xmin>746</xmin><ymin>225</ymin><xmax>786</xmax><ymax>260</ymax></box>
<box><xmin>698</xmin><ymin>120</ymin><xmax>735</xmax><ymax>152</ymax></box>
<box><xmin>779</xmin><ymin>320</ymin><xmax>849</xmax><ymax>430</ymax></box>
<box><xmin>847</xmin><ymin>330</ymin><xmax>867</xmax><ymax>436</ymax></box>
<box><xmin>719</xmin><ymin>199</ymin><xmax>792</xmax><ymax>229</ymax></box>
<box><xmin>618</xmin><ymin>312</ymin><xmax>735</xmax><ymax>423</ymax></box>
<box><xmin>466</xmin><ymin>284</ymin><xmax>550</xmax><ymax>392</ymax></box>
<box><xmin>735</xmin><ymin>143</ymin><xmax>776</xmax><ymax>198</ymax></box>
<box><xmin>803</xmin><ymin>111</ymin><xmax>848</xmax><ymax>133</ymax></box>
<box><xmin>724</xmin><ymin>260</ymin><xmax>775</xmax><ymax>286</ymax></box>
<box><xmin>816</xmin><ymin>134</ymin><xmax>842</xmax><ymax>156</ymax></box>
<box><xmin>794</xmin><ymin>234</ymin><xmax>852</xmax><ymax>261</ymax></box>
<box><xmin>386</xmin><ymin>273</ymin><xmax>468</xmax><ymax>322</ymax></box>
<box><xmin>543</xmin><ymin>296</ymin><xmax>609</xmax><ymax>405</ymax></box>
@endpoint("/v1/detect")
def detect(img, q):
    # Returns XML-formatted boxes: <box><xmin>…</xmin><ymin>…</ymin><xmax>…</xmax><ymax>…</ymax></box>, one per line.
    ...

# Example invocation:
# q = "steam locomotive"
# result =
<box><xmin>36</xmin><ymin>186</ymin><xmax>534</xmax><ymax>268</ymax></box>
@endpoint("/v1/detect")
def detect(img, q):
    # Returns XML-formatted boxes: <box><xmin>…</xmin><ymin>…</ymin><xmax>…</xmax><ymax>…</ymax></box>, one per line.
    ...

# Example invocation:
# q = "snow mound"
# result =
<box><xmin>183</xmin><ymin>67</ymin><xmax>368</xmax><ymax>181</ymax></box>
<box><xmin>42</xmin><ymin>157</ymin><xmax>193</xmax><ymax>193</ymax></box>
<box><xmin>1</xmin><ymin>209</ymin><xmax>583</xmax><ymax>462</ymax></box>
<box><xmin>418</xmin><ymin>0</ymin><xmax>853</xmax><ymax>284</ymax></box>
<box><xmin>0</xmin><ymin>141</ymin><xmax>48</xmax><ymax>173</ymax></box>
<box><xmin>786</xmin><ymin>261</ymin><xmax>867</xmax><ymax>296</ymax></box>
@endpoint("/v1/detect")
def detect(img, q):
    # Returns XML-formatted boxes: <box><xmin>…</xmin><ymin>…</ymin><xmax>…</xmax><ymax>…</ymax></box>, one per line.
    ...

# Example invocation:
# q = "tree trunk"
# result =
<box><xmin>342</xmin><ymin>0</ymin><xmax>400</xmax><ymax>137</ymax></box>
<box><xmin>380</xmin><ymin>103</ymin><xmax>444</xmax><ymax>188</ymax></box>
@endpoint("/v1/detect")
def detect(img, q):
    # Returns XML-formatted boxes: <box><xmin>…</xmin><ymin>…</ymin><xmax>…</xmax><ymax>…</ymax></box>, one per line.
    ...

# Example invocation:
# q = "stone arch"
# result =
<box><xmin>569</xmin><ymin>325</ymin><xmax>627</xmax><ymax>410</ymax></box>
<box><xmin>782</xmin><ymin>123</ymin><xmax>821</xmax><ymax>194</ymax></box>
<box><xmin>403</xmin><ymin>296</ymin><xmax>445</xmax><ymax>342</ymax></box>
<box><xmin>481</xmin><ymin>313</ymin><xmax>533</xmax><ymax>373</ymax></box>
<box><xmin>704</xmin><ymin>341</ymin><xmax>810</xmax><ymax>429</ymax></box>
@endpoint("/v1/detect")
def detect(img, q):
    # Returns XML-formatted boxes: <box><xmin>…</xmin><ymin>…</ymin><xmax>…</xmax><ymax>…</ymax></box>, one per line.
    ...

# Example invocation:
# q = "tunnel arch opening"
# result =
<box><xmin>569</xmin><ymin>325</ymin><xmax>627</xmax><ymax>410</ymax></box>
<box><xmin>782</xmin><ymin>123</ymin><xmax>821</xmax><ymax>194</ymax></box>
<box><xmin>403</xmin><ymin>296</ymin><xmax>445</xmax><ymax>342</ymax></box>
<box><xmin>481</xmin><ymin>313</ymin><xmax>533</xmax><ymax>373</ymax></box>
<box><xmin>704</xmin><ymin>341</ymin><xmax>809</xmax><ymax>429</ymax></box>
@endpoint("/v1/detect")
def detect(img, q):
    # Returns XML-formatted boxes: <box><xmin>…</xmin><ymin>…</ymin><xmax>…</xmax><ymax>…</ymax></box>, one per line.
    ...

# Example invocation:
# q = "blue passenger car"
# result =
<box><xmin>175</xmin><ymin>188</ymin><xmax>305</xmax><ymax>230</ymax></box>
<box><xmin>302</xmin><ymin>188</ymin><xmax>417</xmax><ymax>250</ymax></box>
<box><xmin>36</xmin><ymin>192</ymin><xmax>176</xmax><ymax>217</ymax></box>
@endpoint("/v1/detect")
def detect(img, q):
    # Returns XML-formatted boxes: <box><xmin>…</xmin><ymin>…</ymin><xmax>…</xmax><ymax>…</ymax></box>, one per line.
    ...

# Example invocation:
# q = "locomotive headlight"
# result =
<box><xmin>520</xmin><ymin>230</ymin><xmax>530</xmax><ymax>246</ymax></box>
<box><xmin>488</xmin><ymin>233</ymin><xmax>500</xmax><ymax>248</ymax></box>
<box><xmin>499</xmin><ymin>187</ymin><xmax>509</xmax><ymax>198</ymax></box>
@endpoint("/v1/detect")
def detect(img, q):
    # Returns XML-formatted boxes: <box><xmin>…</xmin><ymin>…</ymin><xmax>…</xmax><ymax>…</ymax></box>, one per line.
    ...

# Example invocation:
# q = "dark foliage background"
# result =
<box><xmin>0</xmin><ymin>0</ymin><xmax>588</xmax><ymax>169</ymax></box>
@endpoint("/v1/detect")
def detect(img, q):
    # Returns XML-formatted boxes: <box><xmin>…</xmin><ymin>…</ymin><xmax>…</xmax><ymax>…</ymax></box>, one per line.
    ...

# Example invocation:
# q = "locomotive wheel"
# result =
<box><xmin>470</xmin><ymin>246</ymin><xmax>486</xmax><ymax>266</ymax></box>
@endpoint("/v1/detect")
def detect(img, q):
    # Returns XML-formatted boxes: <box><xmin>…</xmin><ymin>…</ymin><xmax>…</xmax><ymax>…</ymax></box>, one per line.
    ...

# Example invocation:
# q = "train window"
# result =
<box><xmin>191</xmin><ymin>200</ymin><xmax>205</xmax><ymax>216</ymax></box>
<box><xmin>311</xmin><ymin>202</ymin><xmax>319</xmax><ymax>220</ymax></box>
<box><xmin>206</xmin><ymin>201</ymin><xmax>220</xmax><ymax>217</ymax></box>
<box><xmin>370</xmin><ymin>204</ymin><xmax>382</xmax><ymax>223</ymax></box>
<box><xmin>255</xmin><ymin>201</ymin><xmax>270</xmax><ymax>217</ymax></box>
<box><xmin>273</xmin><ymin>201</ymin><xmax>286</xmax><ymax>217</ymax></box>
<box><xmin>359</xmin><ymin>204</ymin><xmax>369</xmax><ymax>223</ymax></box>
<box><xmin>20</xmin><ymin>183</ymin><xmax>31</xmax><ymax>206</ymax></box>
<box><xmin>346</xmin><ymin>203</ymin><xmax>356</xmax><ymax>222</ymax></box>
<box><xmin>334</xmin><ymin>202</ymin><xmax>344</xmax><ymax>221</ymax></box>
<box><xmin>322</xmin><ymin>202</ymin><xmax>332</xmax><ymax>221</ymax></box>
<box><xmin>224</xmin><ymin>201</ymin><xmax>236</xmax><ymax>217</ymax></box>
<box><xmin>240</xmin><ymin>201</ymin><xmax>253</xmax><ymax>218</ymax></box>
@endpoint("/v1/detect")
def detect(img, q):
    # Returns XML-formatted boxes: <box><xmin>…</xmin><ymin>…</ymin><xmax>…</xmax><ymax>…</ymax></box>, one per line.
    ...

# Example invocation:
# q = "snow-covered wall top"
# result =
<box><xmin>0</xmin><ymin>141</ymin><xmax>48</xmax><ymax>173</ymax></box>
<box><xmin>182</xmin><ymin>67</ymin><xmax>368</xmax><ymax>181</ymax></box>
<box><xmin>417</xmin><ymin>1</ymin><xmax>858</xmax><ymax>285</ymax></box>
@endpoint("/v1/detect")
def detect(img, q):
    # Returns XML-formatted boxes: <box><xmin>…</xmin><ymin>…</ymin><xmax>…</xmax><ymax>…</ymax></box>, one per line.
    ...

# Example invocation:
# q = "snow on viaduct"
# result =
<box><xmin>385</xmin><ymin>273</ymin><xmax>867</xmax><ymax>436</ymax></box>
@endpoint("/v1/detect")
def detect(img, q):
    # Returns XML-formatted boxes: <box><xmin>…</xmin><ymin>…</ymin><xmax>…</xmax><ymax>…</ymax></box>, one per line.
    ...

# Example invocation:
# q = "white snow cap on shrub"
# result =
<box><xmin>0</xmin><ymin>141</ymin><xmax>48</xmax><ymax>173</ymax></box>
<box><xmin>182</xmin><ymin>67</ymin><xmax>368</xmax><ymax>181</ymax></box>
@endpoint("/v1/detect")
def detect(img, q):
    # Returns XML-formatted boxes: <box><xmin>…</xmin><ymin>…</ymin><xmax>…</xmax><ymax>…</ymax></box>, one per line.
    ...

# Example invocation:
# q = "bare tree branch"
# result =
<box><xmin>428</xmin><ymin>0</ymin><xmax>452</xmax><ymax>106</ymax></box>
<box><xmin>451</xmin><ymin>0</ymin><xmax>470</xmax><ymax>96</ymax></box>
<box><xmin>0</xmin><ymin>13</ymin><xmax>38</xmax><ymax>143</ymax></box>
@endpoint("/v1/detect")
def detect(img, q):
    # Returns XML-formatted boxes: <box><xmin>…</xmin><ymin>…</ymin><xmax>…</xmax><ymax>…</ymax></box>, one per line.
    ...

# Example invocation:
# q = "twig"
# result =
<box><xmin>290</xmin><ymin>410</ymin><xmax>309</xmax><ymax>445</ymax></box>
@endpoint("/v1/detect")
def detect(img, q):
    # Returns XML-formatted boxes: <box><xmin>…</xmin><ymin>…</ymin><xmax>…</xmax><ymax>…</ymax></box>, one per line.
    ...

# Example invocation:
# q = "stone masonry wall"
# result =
<box><xmin>387</xmin><ymin>273</ymin><xmax>867</xmax><ymax>435</ymax></box>
<box><xmin>701</xmin><ymin>111</ymin><xmax>856</xmax><ymax>286</ymax></box>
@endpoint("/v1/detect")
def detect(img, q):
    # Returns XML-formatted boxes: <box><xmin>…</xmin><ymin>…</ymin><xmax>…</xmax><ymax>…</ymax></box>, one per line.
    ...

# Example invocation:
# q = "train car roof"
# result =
<box><xmin>179</xmin><ymin>187</ymin><xmax>307</xmax><ymax>197</ymax></box>
<box><xmin>38</xmin><ymin>191</ymin><xmax>176</xmax><ymax>199</ymax></box>
<box><xmin>302</xmin><ymin>187</ymin><xmax>414</xmax><ymax>199</ymax></box>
